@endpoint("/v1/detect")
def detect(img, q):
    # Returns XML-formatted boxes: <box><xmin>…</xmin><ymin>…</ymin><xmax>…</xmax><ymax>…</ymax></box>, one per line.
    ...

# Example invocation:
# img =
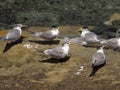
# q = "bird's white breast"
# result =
<box><xmin>51</xmin><ymin>29</ymin><xmax>59</xmax><ymax>36</ymax></box>
<box><xmin>14</xmin><ymin>27</ymin><xmax>22</xmax><ymax>35</ymax></box>
<box><xmin>62</xmin><ymin>44</ymin><xmax>69</xmax><ymax>55</ymax></box>
<box><xmin>117</xmin><ymin>38</ymin><xmax>120</xmax><ymax>46</ymax></box>
<box><xmin>97</xmin><ymin>49</ymin><xmax>104</xmax><ymax>53</ymax></box>
<box><xmin>97</xmin><ymin>49</ymin><xmax>105</xmax><ymax>58</ymax></box>
<box><xmin>81</xmin><ymin>31</ymin><xmax>89</xmax><ymax>37</ymax></box>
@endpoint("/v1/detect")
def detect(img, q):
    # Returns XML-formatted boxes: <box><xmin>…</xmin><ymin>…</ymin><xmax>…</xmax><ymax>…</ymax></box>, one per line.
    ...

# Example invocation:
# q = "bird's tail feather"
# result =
<box><xmin>89</xmin><ymin>62</ymin><xmax>106</xmax><ymax>77</ymax></box>
<box><xmin>64</xmin><ymin>37</ymin><xmax>71</xmax><ymax>44</ymax></box>
<box><xmin>44</xmin><ymin>50</ymin><xmax>50</xmax><ymax>55</ymax></box>
<box><xmin>34</xmin><ymin>48</ymin><xmax>44</xmax><ymax>53</ymax></box>
<box><xmin>29</xmin><ymin>31</ymin><xmax>42</xmax><ymax>37</ymax></box>
<box><xmin>89</xmin><ymin>67</ymin><xmax>97</xmax><ymax>77</ymax></box>
<box><xmin>0</xmin><ymin>37</ymin><xmax>6</xmax><ymax>41</ymax></box>
<box><xmin>28</xmin><ymin>31</ymin><xmax>41</xmax><ymax>37</ymax></box>
<box><xmin>99</xmin><ymin>38</ymin><xmax>107</xmax><ymax>45</ymax></box>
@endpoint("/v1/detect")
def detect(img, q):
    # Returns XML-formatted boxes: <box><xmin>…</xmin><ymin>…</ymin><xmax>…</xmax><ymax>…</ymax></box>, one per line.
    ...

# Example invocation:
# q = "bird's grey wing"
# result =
<box><xmin>44</xmin><ymin>30</ymin><xmax>53</xmax><ymax>35</ymax></box>
<box><xmin>52</xmin><ymin>46</ymin><xmax>64</xmax><ymax>55</ymax></box>
<box><xmin>108</xmin><ymin>38</ymin><xmax>118</xmax><ymax>44</ymax></box>
<box><xmin>41</xmin><ymin>30</ymin><xmax>54</xmax><ymax>38</ymax></box>
<box><xmin>70</xmin><ymin>37</ymin><xmax>87</xmax><ymax>45</ymax></box>
<box><xmin>6</xmin><ymin>29</ymin><xmax>20</xmax><ymax>40</ymax></box>
<box><xmin>92</xmin><ymin>52</ymin><xmax>105</xmax><ymax>66</ymax></box>
<box><xmin>41</xmin><ymin>30</ymin><xmax>56</xmax><ymax>39</ymax></box>
<box><xmin>33</xmin><ymin>31</ymin><xmax>52</xmax><ymax>37</ymax></box>
<box><xmin>70</xmin><ymin>37</ymin><xmax>82</xmax><ymax>42</ymax></box>
<box><xmin>92</xmin><ymin>53</ymin><xmax>105</xmax><ymax>60</ymax></box>
<box><xmin>84</xmin><ymin>32</ymin><xmax>99</xmax><ymax>42</ymax></box>
<box><xmin>49</xmin><ymin>46</ymin><xmax>64</xmax><ymax>58</ymax></box>
<box><xmin>85</xmin><ymin>32</ymin><xmax>97</xmax><ymax>38</ymax></box>
<box><xmin>106</xmin><ymin>38</ymin><xmax>119</xmax><ymax>48</ymax></box>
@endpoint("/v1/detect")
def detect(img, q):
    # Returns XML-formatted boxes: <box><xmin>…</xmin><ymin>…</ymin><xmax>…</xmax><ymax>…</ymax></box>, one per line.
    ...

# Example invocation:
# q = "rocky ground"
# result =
<box><xmin>0</xmin><ymin>25</ymin><xmax>120</xmax><ymax>90</ymax></box>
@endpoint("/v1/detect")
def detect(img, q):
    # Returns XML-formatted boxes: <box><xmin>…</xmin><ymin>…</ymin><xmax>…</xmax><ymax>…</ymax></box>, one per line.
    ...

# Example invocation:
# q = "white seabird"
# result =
<box><xmin>100</xmin><ymin>37</ymin><xmax>120</xmax><ymax>49</ymax></box>
<box><xmin>0</xmin><ymin>24</ymin><xmax>24</xmax><ymax>43</ymax></box>
<box><xmin>89</xmin><ymin>46</ymin><xmax>106</xmax><ymax>76</ymax></box>
<box><xmin>70</xmin><ymin>36</ymin><xmax>88</xmax><ymax>46</ymax></box>
<box><xmin>44</xmin><ymin>37</ymin><xmax>70</xmax><ymax>59</ymax></box>
<box><xmin>31</xmin><ymin>26</ymin><xmax>59</xmax><ymax>40</ymax></box>
<box><xmin>80</xmin><ymin>26</ymin><xmax>100</xmax><ymax>43</ymax></box>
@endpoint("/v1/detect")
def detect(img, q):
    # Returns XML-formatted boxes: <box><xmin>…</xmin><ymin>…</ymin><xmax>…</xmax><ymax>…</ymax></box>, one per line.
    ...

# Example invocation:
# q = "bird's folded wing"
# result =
<box><xmin>85</xmin><ymin>32</ymin><xmax>97</xmax><ymax>38</ymax></box>
<box><xmin>6</xmin><ymin>29</ymin><xmax>20</xmax><ymax>40</ymax></box>
<box><xmin>108</xmin><ymin>38</ymin><xmax>118</xmax><ymax>44</ymax></box>
<box><xmin>42</xmin><ymin>30</ymin><xmax>52</xmax><ymax>36</ymax></box>
<box><xmin>92</xmin><ymin>53</ymin><xmax>105</xmax><ymax>61</ymax></box>
<box><xmin>51</xmin><ymin>46</ymin><xmax>64</xmax><ymax>55</ymax></box>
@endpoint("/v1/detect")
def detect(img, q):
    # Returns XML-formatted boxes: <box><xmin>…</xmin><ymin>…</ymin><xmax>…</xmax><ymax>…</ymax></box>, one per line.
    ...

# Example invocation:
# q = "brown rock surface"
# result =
<box><xmin>0</xmin><ymin>26</ymin><xmax>120</xmax><ymax>90</ymax></box>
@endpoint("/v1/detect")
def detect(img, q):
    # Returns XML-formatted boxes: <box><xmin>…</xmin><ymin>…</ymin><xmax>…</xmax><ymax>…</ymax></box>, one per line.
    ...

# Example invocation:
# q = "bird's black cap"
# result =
<box><xmin>51</xmin><ymin>25</ymin><xmax>58</xmax><ymax>28</ymax></box>
<box><xmin>82</xmin><ymin>26</ymin><xmax>88</xmax><ymax>29</ymax></box>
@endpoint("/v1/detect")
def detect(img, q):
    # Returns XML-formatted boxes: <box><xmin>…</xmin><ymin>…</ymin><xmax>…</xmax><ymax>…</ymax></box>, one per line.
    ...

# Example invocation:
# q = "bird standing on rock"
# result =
<box><xmin>89</xmin><ymin>46</ymin><xmax>106</xmax><ymax>76</ymax></box>
<box><xmin>44</xmin><ymin>37</ymin><xmax>70</xmax><ymax>59</ymax></box>
<box><xmin>0</xmin><ymin>24</ymin><xmax>28</xmax><ymax>53</ymax></box>
<box><xmin>31</xmin><ymin>26</ymin><xmax>59</xmax><ymax>41</ymax></box>
<box><xmin>0</xmin><ymin>24</ymin><xmax>25</xmax><ymax>43</ymax></box>
<box><xmin>80</xmin><ymin>26</ymin><xmax>100</xmax><ymax>43</ymax></box>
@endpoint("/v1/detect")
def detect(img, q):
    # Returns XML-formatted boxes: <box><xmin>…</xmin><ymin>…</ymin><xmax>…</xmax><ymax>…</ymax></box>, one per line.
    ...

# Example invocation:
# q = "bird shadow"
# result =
<box><xmin>89</xmin><ymin>62</ymin><xmax>106</xmax><ymax>77</ymax></box>
<box><xmin>29</xmin><ymin>40</ymin><xmax>60</xmax><ymax>45</ymax></box>
<box><xmin>39</xmin><ymin>56</ymin><xmax>70</xmax><ymax>63</ymax></box>
<box><xmin>3</xmin><ymin>36</ymin><xmax>25</xmax><ymax>53</ymax></box>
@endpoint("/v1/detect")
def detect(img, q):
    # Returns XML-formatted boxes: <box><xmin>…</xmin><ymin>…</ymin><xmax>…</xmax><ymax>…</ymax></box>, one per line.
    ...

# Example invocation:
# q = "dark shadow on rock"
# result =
<box><xmin>29</xmin><ymin>40</ymin><xmax>60</xmax><ymax>45</ymax></box>
<box><xmin>89</xmin><ymin>61</ymin><xmax>106</xmax><ymax>77</ymax></box>
<box><xmin>3</xmin><ymin>36</ymin><xmax>25</xmax><ymax>53</ymax></box>
<box><xmin>84</xmin><ymin>42</ymin><xmax>102</xmax><ymax>48</ymax></box>
<box><xmin>39</xmin><ymin>56</ymin><xmax>70</xmax><ymax>63</ymax></box>
<box><xmin>108</xmin><ymin>47</ymin><xmax>120</xmax><ymax>52</ymax></box>
<box><xmin>114</xmin><ymin>48</ymin><xmax>120</xmax><ymax>52</ymax></box>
